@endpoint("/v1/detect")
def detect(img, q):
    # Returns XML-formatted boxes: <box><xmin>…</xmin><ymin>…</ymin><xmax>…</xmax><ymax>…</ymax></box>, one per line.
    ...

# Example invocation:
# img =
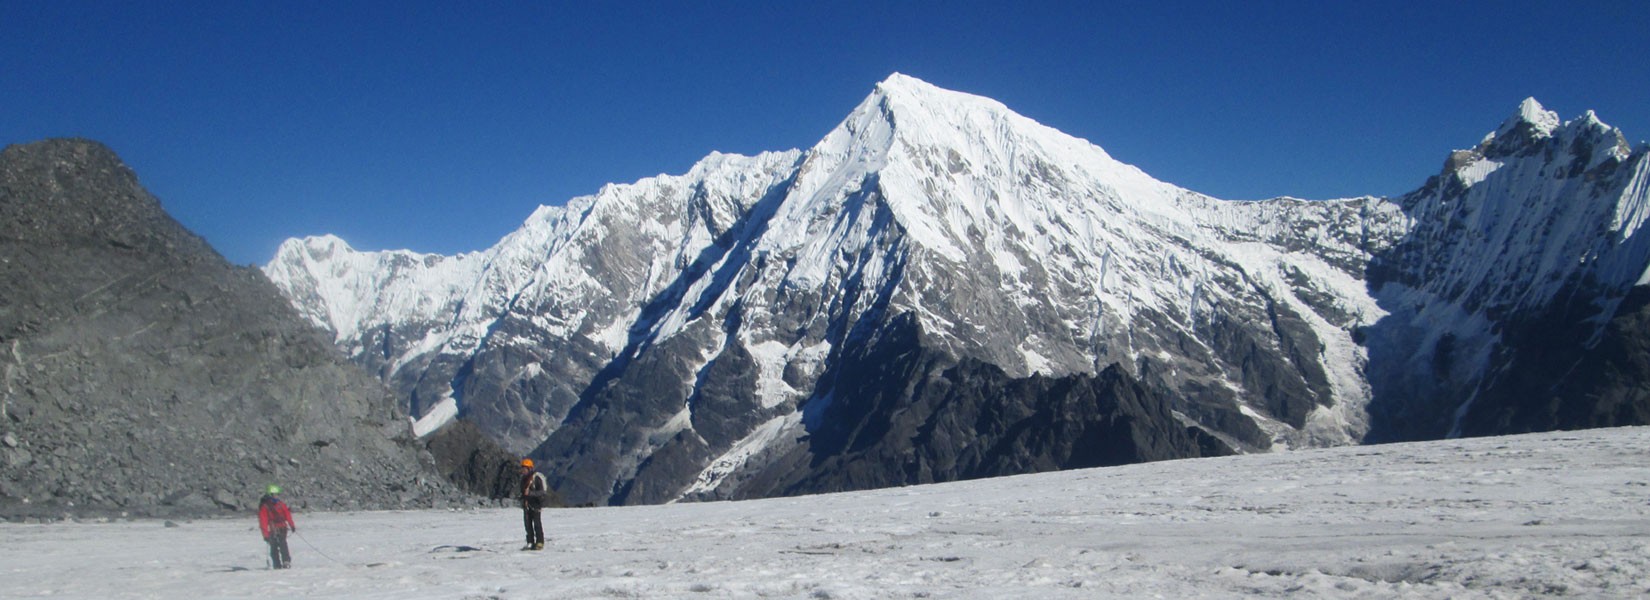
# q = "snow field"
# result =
<box><xmin>5</xmin><ymin>426</ymin><xmax>1648</xmax><ymax>599</ymax></box>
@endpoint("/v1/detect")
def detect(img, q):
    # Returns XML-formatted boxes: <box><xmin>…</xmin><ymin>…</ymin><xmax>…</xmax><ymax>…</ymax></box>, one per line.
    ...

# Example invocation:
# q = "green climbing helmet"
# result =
<box><xmin>266</xmin><ymin>484</ymin><xmax>281</xmax><ymax>495</ymax></box>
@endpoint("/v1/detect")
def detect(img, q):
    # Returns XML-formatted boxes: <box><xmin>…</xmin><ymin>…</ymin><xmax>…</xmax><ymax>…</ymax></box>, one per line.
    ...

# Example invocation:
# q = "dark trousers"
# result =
<box><xmin>523</xmin><ymin>507</ymin><xmax>544</xmax><ymax>545</ymax></box>
<box><xmin>267</xmin><ymin>529</ymin><xmax>291</xmax><ymax>569</ymax></box>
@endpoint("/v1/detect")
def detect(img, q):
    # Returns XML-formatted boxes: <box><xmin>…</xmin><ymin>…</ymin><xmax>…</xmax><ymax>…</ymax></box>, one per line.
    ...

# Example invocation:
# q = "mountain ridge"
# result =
<box><xmin>266</xmin><ymin>75</ymin><xmax>1650</xmax><ymax>506</ymax></box>
<box><xmin>0</xmin><ymin>139</ymin><xmax>469</xmax><ymax>518</ymax></box>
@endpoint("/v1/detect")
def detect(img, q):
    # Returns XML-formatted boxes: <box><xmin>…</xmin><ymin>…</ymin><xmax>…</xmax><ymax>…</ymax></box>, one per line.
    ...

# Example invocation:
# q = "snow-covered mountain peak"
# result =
<box><xmin>796</xmin><ymin>73</ymin><xmax>1194</xmax><ymax>266</ymax></box>
<box><xmin>262</xmin><ymin>78</ymin><xmax>1650</xmax><ymax>502</ymax></box>
<box><xmin>1466</xmin><ymin>99</ymin><xmax>1634</xmax><ymax>175</ymax></box>
<box><xmin>265</xmin><ymin>231</ymin><xmax>480</xmax><ymax>344</ymax></box>
<box><xmin>1511</xmin><ymin>97</ymin><xmax>1560</xmax><ymax>134</ymax></box>
<box><xmin>870</xmin><ymin>72</ymin><xmax>1012</xmax><ymax>120</ymax></box>
<box><xmin>872</xmin><ymin>71</ymin><xmax>926</xmax><ymax>92</ymax></box>
<box><xmin>1393</xmin><ymin>97</ymin><xmax>1650</xmax><ymax>332</ymax></box>
<box><xmin>276</xmin><ymin>233</ymin><xmax>353</xmax><ymax>261</ymax></box>
<box><xmin>1482</xmin><ymin>97</ymin><xmax>1562</xmax><ymax>156</ymax></box>
<box><xmin>863</xmin><ymin>73</ymin><xmax>1157</xmax><ymax>184</ymax></box>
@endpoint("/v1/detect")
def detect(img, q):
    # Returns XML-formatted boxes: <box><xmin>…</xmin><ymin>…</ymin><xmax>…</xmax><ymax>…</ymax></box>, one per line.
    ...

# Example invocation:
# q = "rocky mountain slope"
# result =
<box><xmin>1364</xmin><ymin>99</ymin><xmax>1650</xmax><ymax>441</ymax></box>
<box><xmin>0</xmin><ymin>139</ymin><xmax>469</xmax><ymax>519</ymax></box>
<box><xmin>267</xmin><ymin>75</ymin><xmax>1650</xmax><ymax>506</ymax></box>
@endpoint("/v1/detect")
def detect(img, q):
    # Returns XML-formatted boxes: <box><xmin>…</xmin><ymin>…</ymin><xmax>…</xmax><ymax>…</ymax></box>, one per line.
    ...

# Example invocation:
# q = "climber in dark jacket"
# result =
<box><xmin>519</xmin><ymin>458</ymin><xmax>548</xmax><ymax>550</ymax></box>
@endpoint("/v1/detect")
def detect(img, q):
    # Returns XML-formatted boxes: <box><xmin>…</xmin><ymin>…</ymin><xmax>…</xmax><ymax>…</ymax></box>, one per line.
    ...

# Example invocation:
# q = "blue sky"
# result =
<box><xmin>5</xmin><ymin>2</ymin><xmax>1647</xmax><ymax>265</ymax></box>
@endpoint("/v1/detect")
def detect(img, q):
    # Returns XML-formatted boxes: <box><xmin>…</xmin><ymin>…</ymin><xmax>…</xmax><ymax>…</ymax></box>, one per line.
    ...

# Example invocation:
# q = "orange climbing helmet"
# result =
<box><xmin>520</xmin><ymin>458</ymin><xmax>534</xmax><ymax>469</ymax></box>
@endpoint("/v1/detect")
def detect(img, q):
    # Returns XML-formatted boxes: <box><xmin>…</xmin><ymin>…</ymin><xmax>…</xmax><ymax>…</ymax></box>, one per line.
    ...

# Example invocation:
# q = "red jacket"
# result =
<box><xmin>258</xmin><ymin>496</ymin><xmax>295</xmax><ymax>538</ymax></box>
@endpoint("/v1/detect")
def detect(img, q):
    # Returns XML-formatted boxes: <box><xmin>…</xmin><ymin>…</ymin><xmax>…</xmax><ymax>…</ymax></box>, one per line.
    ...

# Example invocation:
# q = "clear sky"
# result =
<box><xmin>5</xmin><ymin>1</ymin><xmax>1647</xmax><ymax>266</ymax></box>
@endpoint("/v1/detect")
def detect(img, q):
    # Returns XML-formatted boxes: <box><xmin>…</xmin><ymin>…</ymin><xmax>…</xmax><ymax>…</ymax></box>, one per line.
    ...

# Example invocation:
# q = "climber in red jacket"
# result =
<box><xmin>257</xmin><ymin>485</ymin><xmax>297</xmax><ymax>569</ymax></box>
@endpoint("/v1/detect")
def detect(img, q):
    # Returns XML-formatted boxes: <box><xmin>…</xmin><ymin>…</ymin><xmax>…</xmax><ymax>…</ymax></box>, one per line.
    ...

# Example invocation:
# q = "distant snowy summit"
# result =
<box><xmin>266</xmin><ymin>74</ymin><xmax>1650</xmax><ymax>506</ymax></box>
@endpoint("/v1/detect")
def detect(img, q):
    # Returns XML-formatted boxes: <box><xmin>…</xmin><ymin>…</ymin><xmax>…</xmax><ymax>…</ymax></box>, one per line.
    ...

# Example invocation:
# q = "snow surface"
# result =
<box><xmin>7</xmin><ymin>427</ymin><xmax>1649</xmax><ymax>599</ymax></box>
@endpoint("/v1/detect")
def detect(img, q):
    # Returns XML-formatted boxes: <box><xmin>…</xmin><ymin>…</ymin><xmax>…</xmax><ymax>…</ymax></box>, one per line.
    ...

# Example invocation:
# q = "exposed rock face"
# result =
<box><xmin>0</xmin><ymin>139</ymin><xmax>467</xmax><ymax>519</ymax></box>
<box><xmin>1454</xmin><ymin>287</ymin><xmax>1650</xmax><ymax>435</ymax></box>
<box><xmin>1362</xmin><ymin>101</ymin><xmax>1650</xmax><ymax>442</ymax></box>
<box><xmin>423</xmin><ymin>419</ymin><xmax>523</xmax><ymax>503</ymax></box>
<box><xmin>676</xmin><ymin>314</ymin><xmax>1231</xmax><ymax>503</ymax></box>
<box><xmin>265</xmin><ymin>150</ymin><xmax>806</xmax><ymax>456</ymax></box>
<box><xmin>266</xmin><ymin>78</ymin><xmax>1650</xmax><ymax>507</ymax></box>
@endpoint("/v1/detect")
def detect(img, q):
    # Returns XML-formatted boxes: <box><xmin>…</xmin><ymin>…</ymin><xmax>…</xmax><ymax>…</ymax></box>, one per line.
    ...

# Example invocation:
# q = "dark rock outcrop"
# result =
<box><xmin>423</xmin><ymin>418</ymin><xmax>526</xmax><ymax>503</ymax></box>
<box><xmin>539</xmin><ymin>312</ymin><xmax>1230</xmax><ymax>507</ymax></box>
<box><xmin>1455</xmin><ymin>285</ymin><xmax>1650</xmax><ymax>436</ymax></box>
<box><xmin>708</xmin><ymin>314</ymin><xmax>1230</xmax><ymax>501</ymax></box>
<box><xmin>0</xmin><ymin>139</ymin><xmax>468</xmax><ymax>520</ymax></box>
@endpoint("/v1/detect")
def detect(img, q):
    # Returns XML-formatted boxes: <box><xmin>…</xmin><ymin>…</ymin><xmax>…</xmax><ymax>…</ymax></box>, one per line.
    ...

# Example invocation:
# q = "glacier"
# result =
<box><xmin>7</xmin><ymin>426</ymin><xmax>1649</xmax><ymax>598</ymax></box>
